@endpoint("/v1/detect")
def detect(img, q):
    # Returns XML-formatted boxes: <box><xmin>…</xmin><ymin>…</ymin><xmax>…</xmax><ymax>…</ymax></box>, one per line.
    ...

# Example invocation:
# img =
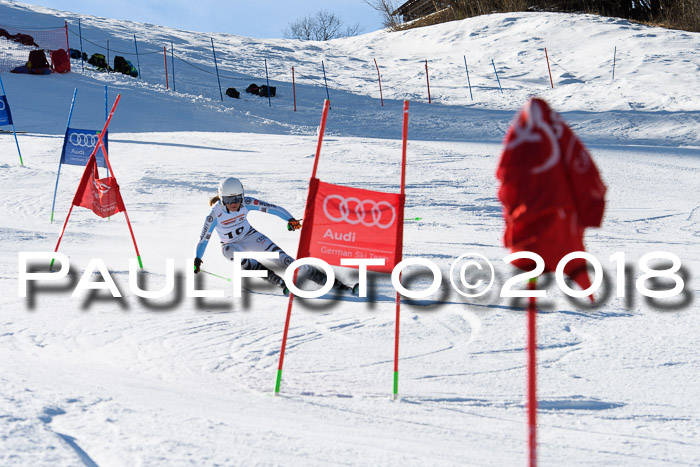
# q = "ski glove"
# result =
<box><xmin>287</xmin><ymin>218</ymin><xmax>302</xmax><ymax>231</ymax></box>
<box><xmin>194</xmin><ymin>257</ymin><xmax>203</xmax><ymax>274</ymax></box>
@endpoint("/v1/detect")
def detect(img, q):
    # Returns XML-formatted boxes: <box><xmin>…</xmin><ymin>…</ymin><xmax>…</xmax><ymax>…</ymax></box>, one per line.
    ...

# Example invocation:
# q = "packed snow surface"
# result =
<box><xmin>0</xmin><ymin>0</ymin><xmax>699</xmax><ymax>465</ymax></box>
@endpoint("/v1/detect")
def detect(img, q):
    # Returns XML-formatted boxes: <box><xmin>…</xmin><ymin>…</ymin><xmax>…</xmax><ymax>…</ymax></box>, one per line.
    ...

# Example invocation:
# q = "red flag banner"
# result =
<box><xmin>297</xmin><ymin>178</ymin><xmax>404</xmax><ymax>273</ymax></box>
<box><xmin>497</xmin><ymin>98</ymin><xmax>606</xmax><ymax>291</ymax></box>
<box><xmin>72</xmin><ymin>153</ymin><xmax>126</xmax><ymax>218</ymax></box>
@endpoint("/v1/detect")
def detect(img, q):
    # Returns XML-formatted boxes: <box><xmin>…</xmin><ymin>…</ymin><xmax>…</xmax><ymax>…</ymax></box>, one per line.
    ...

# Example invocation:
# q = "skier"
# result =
<box><xmin>194</xmin><ymin>177</ymin><xmax>357</xmax><ymax>296</ymax></box>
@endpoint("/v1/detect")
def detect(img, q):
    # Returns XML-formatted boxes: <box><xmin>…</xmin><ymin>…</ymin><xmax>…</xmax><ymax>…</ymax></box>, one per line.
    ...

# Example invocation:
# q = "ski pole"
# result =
<box><xmin>199</xmin><ymin>268</ymin><xmax>231</xmax><ymax>282</ymax></box>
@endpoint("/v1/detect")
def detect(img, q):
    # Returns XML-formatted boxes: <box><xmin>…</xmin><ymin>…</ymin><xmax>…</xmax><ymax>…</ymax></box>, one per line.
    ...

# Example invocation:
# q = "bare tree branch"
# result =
<box><xmin>363</xmin><ymin>0</ymin><xmax>404</xmax><ymax>30</ymax></box>
<box><xmin>284</xmin><ymin>10</ymin><xmax>364</xmax><ymax>41</ymax></box>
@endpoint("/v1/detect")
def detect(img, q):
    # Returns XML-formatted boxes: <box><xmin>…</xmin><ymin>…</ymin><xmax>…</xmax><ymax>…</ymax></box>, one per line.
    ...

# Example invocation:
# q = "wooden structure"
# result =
<box><xmin>392</xmin><ymin>0</ymin><xmax>450</xmax><ymax>22</ymax></box>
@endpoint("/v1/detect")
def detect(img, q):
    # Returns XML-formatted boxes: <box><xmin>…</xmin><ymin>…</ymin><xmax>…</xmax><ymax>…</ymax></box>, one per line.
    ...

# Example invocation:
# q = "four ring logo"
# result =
<box><xmin>322</xmin><ymin>194</ymin><xmax>396</xmax><ymax>229</ymax></box>
<box><xmin>69</xmin><ymin>133</ymin><xmax>100</xmax><ymax>148</ymax></box>
<box><xmin>0</xmin><ymin>98</ymin><xmax>6</xmax><ymax>112</ymax></box>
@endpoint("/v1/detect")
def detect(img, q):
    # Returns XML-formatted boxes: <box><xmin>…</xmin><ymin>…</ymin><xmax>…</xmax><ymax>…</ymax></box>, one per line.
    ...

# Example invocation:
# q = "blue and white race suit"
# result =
<box><xmin>196</xmin><ymin>197</ymin><xmax>295</xmax><ymax>270</ymax></box>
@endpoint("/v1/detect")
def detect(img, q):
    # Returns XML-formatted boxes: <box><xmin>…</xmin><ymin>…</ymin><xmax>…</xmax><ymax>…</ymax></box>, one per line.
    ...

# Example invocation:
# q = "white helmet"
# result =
<box><xmin>218</xmin><ymin>177</ymin><xmax>244</xmax><ymax>204</ymax></box>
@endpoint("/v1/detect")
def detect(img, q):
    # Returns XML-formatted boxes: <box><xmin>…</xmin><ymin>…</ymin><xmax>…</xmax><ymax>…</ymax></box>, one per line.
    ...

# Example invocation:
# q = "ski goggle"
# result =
<box><xmin>222</xmin><ymin>195</ymin><xmax>243</xmax><ymax>205</ymax></box>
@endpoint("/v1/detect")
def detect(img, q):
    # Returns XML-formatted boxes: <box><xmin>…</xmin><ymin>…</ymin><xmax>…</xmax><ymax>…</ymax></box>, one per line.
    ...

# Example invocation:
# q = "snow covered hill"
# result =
<box><xmin>0</xmin><ymin>0</ymin><xmax>699</xmax><ymax>465</ymax></box>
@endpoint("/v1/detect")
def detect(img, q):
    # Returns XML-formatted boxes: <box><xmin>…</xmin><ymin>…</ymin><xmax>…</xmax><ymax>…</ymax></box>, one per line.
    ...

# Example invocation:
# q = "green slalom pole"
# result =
<box><xmin>275</xmin><ymin>369</ymin><xmax>283</xmax><ymax>394</ymax></box>
<box><xmin>404</xmin><ymin>217</ymin><xmax>422</xmax><ymax>221</ymax></box>
<box><xmin>276</xmin><ymin>270</ymin><xmax>301</xmax><ymax>396</ymax></box>
<box><xmin>393</xmin><ymin>282</ymin><xmax>402</xmax><ymax>400</ymax></box>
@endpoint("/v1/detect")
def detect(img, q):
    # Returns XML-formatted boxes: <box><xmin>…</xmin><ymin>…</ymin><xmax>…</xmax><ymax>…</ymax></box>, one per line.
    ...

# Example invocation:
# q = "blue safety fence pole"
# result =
<box><xmin>0</xmin><ymin>75</ymin><xmax>23</xmax><ymax>166</ymax></box>
<box><xmin>211</xmin><ymin>38</ymin><xmax>223</xmax><ymax>101</ymax></box>
<box><xmin>51</xmin><ymin>88</ymin><xmax>77</xmax><ymax>222</ymax></box>
<box><xmin>492</xmin><ymin>59</ymin><xmax>503</xmax><ymax>94</ymax></box>
<box><xmin>78</xmin><ymin>19</ymin><xmax>84</xmax><ymax>73</ymax></box>
<box><xmin>133</xmin><ymin>34</ymin><xmax>141</xmax><ymax>79</ymax></box>
<box><xmin>464</xmin><ymin>55</ymin><xmax>473</xmax><ymax>101</ymax></box>
<box><xmin>104</xmin><ymin>85</ymin><xmax>109</xmax><ymax>178</ymax></box>
<box><xmin>264</xmin><ymin>59</ymin><xmax>271</xmax><ymax>107</ymax></box>
<box><xmin>322</xmin><ymin>60</ymin><xmax>331</xmax><ymax>109</ymax></box>
<box><xmin>104</xmin><ymin>85</ymin><xmax>111</xmax><ymax>221</ymax></box>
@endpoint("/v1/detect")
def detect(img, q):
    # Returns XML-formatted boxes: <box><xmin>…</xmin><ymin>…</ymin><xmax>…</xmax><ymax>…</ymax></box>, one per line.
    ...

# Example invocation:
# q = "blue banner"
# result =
<box><xmin>60</xmin><ymin>128</ymin><xmax>108</xmax><ymax>168</ymax></box>
<box><xmin>0</xmin><ymin>95</ymin><xmax>12</xmax><ymax>126</ymax></box>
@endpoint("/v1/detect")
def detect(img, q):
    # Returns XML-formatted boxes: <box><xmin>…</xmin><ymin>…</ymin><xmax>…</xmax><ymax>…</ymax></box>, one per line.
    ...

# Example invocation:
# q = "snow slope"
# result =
<box><xmin>0</xmin><ymin>0</ymin><xmax>699</xmax><ymax>465</ymax></box>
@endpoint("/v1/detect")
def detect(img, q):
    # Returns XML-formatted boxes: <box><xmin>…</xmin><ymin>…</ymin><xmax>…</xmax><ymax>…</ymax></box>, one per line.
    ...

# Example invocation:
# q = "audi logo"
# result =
<box><xmin>69</xmin><ymin>133</ymin><xmax>100</xmax><ymax>148</ymax></box>
<box><xmin>0</xmin><ymin>98</ymin><xmax>5</xmax><ymax>112</ymax></box>
<box><xmin>322</xmin><ymin>194</ymin><xmax>396</xmax><ymax>229</ymax></box>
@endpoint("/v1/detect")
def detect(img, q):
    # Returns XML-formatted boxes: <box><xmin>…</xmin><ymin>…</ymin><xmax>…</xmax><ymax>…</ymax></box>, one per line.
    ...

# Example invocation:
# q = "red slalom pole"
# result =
<box><xmin>527</xmin><ymin>278</ymin><xmax>538</xmax><ymax>466</ymax></box>
<box><xmin>96</xmin><ymin>96</ymin><xmax>143</xmax><ymax>269</ymax></box>
<box><xmin>106</xmin><ymin>141</ymin><xmax>143</xmax><ymax>270</ymax></box>
<box><xmin>275</xmin><ymin>268</ymin><xmax>298</xmax><ymax>394</ymax></box>
<box><xmin>50</xmin><ymin>95</ymin><xmax>135</xmax><ymax>270</ymax></box>
<box><xmin>97</xmin><ymin>95</ymin><xmax>121</xmax><ymax>176</ymax></box>
<box><xmin>425</xmin><ymin>59</ymin><xmax>432</xmax><ymax>103</ymax></box>
<box><xmin>164</xmin><ymin>46</ymin><xmax>169</xmax><ymax>89</ymax></box>
<box><xmin>51</xmin><ymin>203</ymin><xmax>76</xmax><ymax>269</ymax></box>
<box><xmin>393</xmin><ymin>100</ymin><xmax>409</xmax><ymax>399</ymax></box>
<box><xmin>374</xmin><ymin>58</ymin><xmax>384</xmax><ymax>106</ymax></box>
<box><xmin>545</xmin><ymin>48</ymin><xmax>553</xmax><ymax>89</ymax></box>
<box><xmin>292</xmin><ymin>66</ymin><xmax>297</xmax><ymax>112</ymax></box>
<box><xmin>275</xmin><ymin>99</ymin><xmax>331</xmax><ymax>395</ymax></box>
